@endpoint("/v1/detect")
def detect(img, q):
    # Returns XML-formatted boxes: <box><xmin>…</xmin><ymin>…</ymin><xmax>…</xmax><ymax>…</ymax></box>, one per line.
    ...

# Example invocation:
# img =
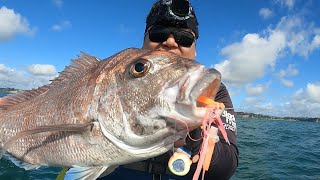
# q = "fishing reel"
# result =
<box><xmin>168</xmin><ymin>147</ymin><xmax>192</xmax><ymax>176</ymax></box>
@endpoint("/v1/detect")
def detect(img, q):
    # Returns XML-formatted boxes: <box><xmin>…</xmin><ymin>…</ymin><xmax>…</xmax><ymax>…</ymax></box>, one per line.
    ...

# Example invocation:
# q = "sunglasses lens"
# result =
<box><xmin>174</xmin><ymin>31</ymin><xmax>194</xmax><ymax>47</ymax></box>
<box><xmin>148</xmin><ymin>26</ymin><xmax>170</xmax><ymax>43</ymax></box>
<box><xmin>148</xmin><ymin>26</ymin><xmax>195</xmax><ymax>47</ymax></box>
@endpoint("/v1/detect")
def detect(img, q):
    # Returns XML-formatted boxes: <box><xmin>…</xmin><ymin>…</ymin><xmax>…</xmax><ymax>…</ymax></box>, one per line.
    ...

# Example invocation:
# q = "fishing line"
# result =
<box><xmin>173</xmin><ymin>118</ymin><xmax>203</xmax><ymax>142</ymax></box>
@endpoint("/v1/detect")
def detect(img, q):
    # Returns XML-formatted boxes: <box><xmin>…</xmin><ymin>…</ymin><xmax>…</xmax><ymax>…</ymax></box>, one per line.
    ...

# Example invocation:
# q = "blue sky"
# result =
<box><xmin>0</xmin><ymin>0</ymin><xmax>319</xmax><ymax>117</ymax></box>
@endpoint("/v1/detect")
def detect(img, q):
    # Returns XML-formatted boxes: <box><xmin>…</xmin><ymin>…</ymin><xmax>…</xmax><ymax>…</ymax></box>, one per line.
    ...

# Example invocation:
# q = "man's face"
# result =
<box><xmin>142</xmin><ymin>26</ymin><xmax>197</xmax><ymax>59</ymax></box>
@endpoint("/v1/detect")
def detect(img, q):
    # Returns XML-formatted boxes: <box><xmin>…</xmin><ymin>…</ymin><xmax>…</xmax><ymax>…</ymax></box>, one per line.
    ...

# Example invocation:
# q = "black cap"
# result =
<box><xmin>145</xmin><ymin>0</ymin><xmax>199</xmax><ymax>39</ymax></box>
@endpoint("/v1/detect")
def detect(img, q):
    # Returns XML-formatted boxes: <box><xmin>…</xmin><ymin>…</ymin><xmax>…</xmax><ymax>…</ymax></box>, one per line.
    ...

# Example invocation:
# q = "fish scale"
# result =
<box><xmin>0</xmin><ymin>48</ymin><xmax>222</xmax><ymax>179</ymax></box>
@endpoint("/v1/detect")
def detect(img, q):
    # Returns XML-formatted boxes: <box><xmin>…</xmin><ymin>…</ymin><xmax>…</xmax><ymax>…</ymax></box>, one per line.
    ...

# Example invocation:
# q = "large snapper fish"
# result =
<box><xmin>0</xmin><ymin>48</ymin><xmax>221</xmax><ymax>179</ymax></box>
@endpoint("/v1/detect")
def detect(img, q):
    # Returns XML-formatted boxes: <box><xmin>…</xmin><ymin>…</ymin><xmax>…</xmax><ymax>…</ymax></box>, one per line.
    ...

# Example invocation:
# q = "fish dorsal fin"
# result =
<box><xmin>50</xmin><ymin>52</ymin><xmax>100</xmax><ymax>86</ymax></box>
<box><xmin>0</xmin><ymin>52</ymin><xmax>100</xmax><ymax>110</ymax></box>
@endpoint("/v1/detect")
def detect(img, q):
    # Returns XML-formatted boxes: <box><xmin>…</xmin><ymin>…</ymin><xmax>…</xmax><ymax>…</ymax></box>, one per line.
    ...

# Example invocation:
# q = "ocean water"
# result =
<box><xmin>1</xmin><ymin>92</ymin><xmax>320</xmax><ymax>179</ymax></box>
<box><xmin>0</xmin><ymin>92</ymin><xmax>10</xmax><ymax>97</ymax></box>
<box><xmin>232</xmin><ymin>119</ymin><xmax>320</xmax><ymax>180</ymax></box>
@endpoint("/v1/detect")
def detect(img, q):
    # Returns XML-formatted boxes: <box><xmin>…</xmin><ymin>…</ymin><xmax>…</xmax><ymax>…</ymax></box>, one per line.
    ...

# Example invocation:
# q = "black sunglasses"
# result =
<box><xmin>147</xmin><ymin>25</ymin><xmax>195</xmax><ymax>47</ymax></box>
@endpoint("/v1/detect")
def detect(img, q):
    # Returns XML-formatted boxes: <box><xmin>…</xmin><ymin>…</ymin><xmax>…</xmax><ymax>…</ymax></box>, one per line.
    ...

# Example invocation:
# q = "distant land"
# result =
<box><xmin>236</xmin><ymin>112</ymin><xmax>319</xmax><ymax>122</ymax></box>
<box><xmin>0</xmin><ymin>87</ymin><xmax>16</xmax><ymax>91</ymax></box>
<box><xmin>1</xmin><ymin>88</ymin><xmax>319</xmax><ymax>122</ymax></box>
<box><xmin>0</xmin><ymin>87</ymin><xmax>20</xmax><ymax>93</ymax></box>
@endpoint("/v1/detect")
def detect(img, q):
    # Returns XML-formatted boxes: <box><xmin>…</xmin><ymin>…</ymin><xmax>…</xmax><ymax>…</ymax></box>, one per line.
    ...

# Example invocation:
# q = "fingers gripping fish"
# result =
<box><xmin>0</xmin><ymin>48</ymin><xmax>222</xmax><ymax>179</ymax></box>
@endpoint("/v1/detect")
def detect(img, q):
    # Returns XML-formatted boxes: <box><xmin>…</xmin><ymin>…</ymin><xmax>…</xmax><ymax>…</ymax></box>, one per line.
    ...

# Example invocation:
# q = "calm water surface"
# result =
<box><xmin>232</xmin><ymin>118</ymin><xmax>320</xmax><ymax>180</ymax></box>
<box><xmin>0</xmin><ymin>92</ymin><xmax>319</xmax><ymax>179</ymax></box>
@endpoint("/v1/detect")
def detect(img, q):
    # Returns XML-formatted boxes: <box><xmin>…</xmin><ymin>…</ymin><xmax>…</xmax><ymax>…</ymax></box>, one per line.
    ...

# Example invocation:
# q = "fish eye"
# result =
<box><xmin>130</xmin><ymin>58</ymin><xmax>151</xmax><ymax>78</ymax></box>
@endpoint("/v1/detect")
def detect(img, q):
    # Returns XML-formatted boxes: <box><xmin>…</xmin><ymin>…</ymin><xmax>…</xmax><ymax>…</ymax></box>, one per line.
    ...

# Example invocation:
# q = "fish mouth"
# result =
<box><xmin>161</xmin><ymin>66</ymin><xmax>221</xmax><ymax>132</ymax></box>
<box><xmin>177</xmin><ymin>67</ymin><xmax>221</xmax><ymax>105</ymax></box>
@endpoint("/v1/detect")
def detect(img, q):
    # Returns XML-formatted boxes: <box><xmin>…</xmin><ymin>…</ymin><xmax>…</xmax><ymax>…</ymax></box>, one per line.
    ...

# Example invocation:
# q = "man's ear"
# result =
<box><xmin>195</xmin><ymin>51</ymin><xmax>197</xmax><ymax>57</ymax></box>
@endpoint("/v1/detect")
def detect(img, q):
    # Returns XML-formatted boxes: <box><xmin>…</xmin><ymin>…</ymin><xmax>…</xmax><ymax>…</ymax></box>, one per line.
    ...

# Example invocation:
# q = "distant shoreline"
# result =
<box><xmin>236</xmin><ymin>112</ymin><xmax>319</xmax><ymax>122</ymax></box>
<box><xmin>0</xmin><ymin>87</ymin><xmax>20</xmax><ymax>93</ymax></box>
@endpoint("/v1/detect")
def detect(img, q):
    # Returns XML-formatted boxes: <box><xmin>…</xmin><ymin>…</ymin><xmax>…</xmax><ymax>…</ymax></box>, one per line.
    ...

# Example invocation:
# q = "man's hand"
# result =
<box><xmin>174</xmin><ymin>138</ymin><xmax>186</xmax><ymax>147</ymax></box>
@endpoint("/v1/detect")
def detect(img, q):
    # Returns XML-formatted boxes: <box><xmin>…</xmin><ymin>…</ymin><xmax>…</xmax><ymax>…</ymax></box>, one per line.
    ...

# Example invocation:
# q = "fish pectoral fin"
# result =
<box><xmin>4</xmin><ymin>152</ymin><xmax>41</xmax><ymax>170</ymax></box>
<box><xmin>98</xmin><ymin>165</ymin><xmax>119</xmax><ymax>178</ymax></box>
<box><xmin>65</xmin><ymin>165</ymin><xmax>118</xmax><ymax>180</ymax></box>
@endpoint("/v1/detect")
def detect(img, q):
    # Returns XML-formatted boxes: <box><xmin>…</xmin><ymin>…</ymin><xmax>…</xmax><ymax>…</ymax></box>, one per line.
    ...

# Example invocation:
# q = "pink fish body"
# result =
<box><xmin>0</xmin><ymin>48</ymin><xmax>222</xmax><ymax>179</ymax></box>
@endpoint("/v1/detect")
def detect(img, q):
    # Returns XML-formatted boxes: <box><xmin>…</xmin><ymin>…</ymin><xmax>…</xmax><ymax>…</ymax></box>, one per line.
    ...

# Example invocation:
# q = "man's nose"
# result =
<box><xmin>162</xmin><ymin>34</ymin><xmax>179</xmax><ymax>47</ymax></box>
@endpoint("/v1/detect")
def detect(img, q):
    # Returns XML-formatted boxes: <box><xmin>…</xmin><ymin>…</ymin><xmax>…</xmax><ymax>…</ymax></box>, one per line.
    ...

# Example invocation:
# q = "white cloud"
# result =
<box><xmin>240</xmin><ymin>83</ymin><xmax>320</xmax><ymax>117</ymax></box>
<box><xmin>214</xmin><ymin>14</ymin><xmax>319</xmax><ymax>88</ymax></box>
<box><xmin>244</xmin><ymin>97</ymin><xmax>257</xmax><ymax>104</ymax></box>
<box><xmin>51</xmin><ymin>20</ymin><xmax>71</xmax><ymax>31</ymax></box>
<box><xmin>277</xmin><ymin>64</ymin><xmax>298</xmax><ymax>87</ymax></box>
<box><xmin>27</xmin><ymin>64</ymin><xmax>57</xmax><ymax>76</ymax></box>
<box><xmin>276</xmin><ymin>0</ymin><xmax>295</xmax><ymax>10</ymax></box>
<box><xmin>214</xmin><ymin>1</ymin><xmax>320</xmax><ymax>117</ymax></box>
<box><xmin>0</xmin><ymin>64</ymin><xmax>13</xmax><ymax>74</ymax></box>
<box><xmin>275</xmin><ymin>83</ymin><xmax>320</xmax><ymax>117</ymax></box>
<box><xmin>278</xmin><ymin>64</ymin><xmax>299</xmax><ymax>78</ymax></box>
<box><xmin>0</xmin><ymin>64</ymin><xmax>26</xmax><ymax>88</ymax></box>
<box><xmin>52</xmin><ymin>0</ymin><xmax>63</xmax><ymax>8</ymax></box>
<box><xmin>306</xmin><ymin>83</ymin><xmax>320</xmax><ymax>103</ymax></box>
<box><xmin>0</xmin><ymin>64</ymin><xmax>57</xmax><ymax>90</ymax></box>
<box><xmin>311</xmin><ymin>34</ymin><xmax>320</xmax><ymax>50</ymax></box>
<box><xmin>253</xmin><ymin>102</ymin><xmax>274</xmax><ymax>111</ymax></box>
<box><xmin>246</xmin><ymin>83</ymin><xmax>270</xmax><ymax>96</ymax></box>
<box><xmin>0</xmin><ymin>6</ymin><xmax>35</xmax><ymax>41</ymax></box>
<box><xmin>276</xmin><ymin>16</ymin><xmax>320</xmax><ymax>57</ymax></box>
<box><xmin>239</xmin><ymin>83</ymin><xmax>320</xmax><ymax>118</ymax></box>
<box><xmin>214</xmin><ymin>31</ymin><xmax>286</xmax><ymax>86</ymax></box>
<box><xmin>259</xmin><ymin>8</ymin><xmax>273</xmax><ymax>19</ymax></box>
<box><xmin>280</xmin><ymin>79</ymin><xmax>294</xmax><ymax>87</ymax></box>
<box><xmin>0</xmin><ymin>64</ymin><xmax>15</xmax><ymax>82</ymax></box>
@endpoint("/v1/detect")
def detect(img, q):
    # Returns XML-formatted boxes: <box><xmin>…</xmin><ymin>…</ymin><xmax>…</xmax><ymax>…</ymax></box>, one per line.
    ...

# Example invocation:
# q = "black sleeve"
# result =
<box><xmin>185</xmin><ymin>83</ymin><xmax>239</xmax><ymax>180</ymax></box>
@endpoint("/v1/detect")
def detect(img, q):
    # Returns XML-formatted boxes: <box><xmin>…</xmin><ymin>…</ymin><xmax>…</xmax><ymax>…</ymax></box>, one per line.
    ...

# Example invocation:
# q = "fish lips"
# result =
<box><xmin>162</xmin><ymin>67</ymin><xmax>221</xmax><ymax>132</ymax></box>
<box><xmin>177</xmin><ymin>67</ymin><xmax>221</xmax><ymax>105</ymax></box>
<box><xmin>191</xmin><ymin>68</ymin><xmax>221</xmax><ymax>105</ymax></box>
